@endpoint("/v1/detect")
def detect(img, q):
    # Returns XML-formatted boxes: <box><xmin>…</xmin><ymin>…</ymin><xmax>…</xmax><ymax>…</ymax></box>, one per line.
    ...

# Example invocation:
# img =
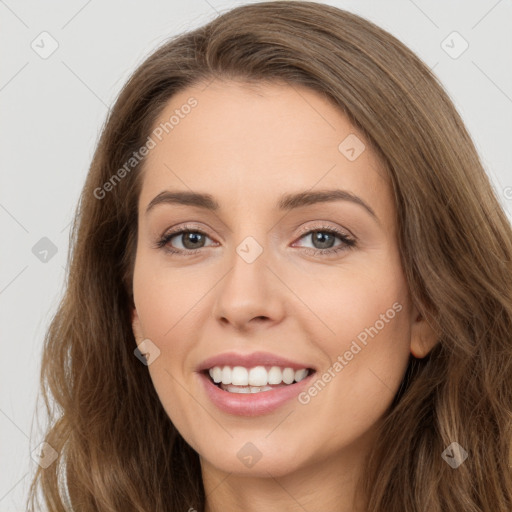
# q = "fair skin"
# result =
<box><xmin>131</xmin><ymin>79</ymin><xmax>437</xmax><ymax>511</ymax></box>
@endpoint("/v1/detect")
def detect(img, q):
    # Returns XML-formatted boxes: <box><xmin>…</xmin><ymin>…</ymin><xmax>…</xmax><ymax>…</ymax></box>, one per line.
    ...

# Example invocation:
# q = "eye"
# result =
<box><xmin>154</xmin><ymin>224</ymin><xmax>215</xmax><ymax>255</ymax></box>
<box><xmin>153</xmin><ymin>223</ymin><xmax>357</xmax><ymax>257</ymax></box>
<box><xmin>292</xmin><ymin>226</ymin><xmax>356</xmax><ymax>256</ymax></box>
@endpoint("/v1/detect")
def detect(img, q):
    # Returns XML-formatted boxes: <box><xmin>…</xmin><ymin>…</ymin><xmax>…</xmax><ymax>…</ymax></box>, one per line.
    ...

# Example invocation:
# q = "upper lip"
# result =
<box><xmin>196</xmin><ymin>351</ymin><xmax>316</xmax><ymax>372</ymax></box>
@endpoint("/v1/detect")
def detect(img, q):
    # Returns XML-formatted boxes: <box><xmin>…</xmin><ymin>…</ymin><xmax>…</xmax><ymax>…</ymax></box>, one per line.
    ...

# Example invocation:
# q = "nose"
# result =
<box><xmin>212</xmin><ymin>239</ymin><xmax>286</xmax><ymax>332</ymax></box>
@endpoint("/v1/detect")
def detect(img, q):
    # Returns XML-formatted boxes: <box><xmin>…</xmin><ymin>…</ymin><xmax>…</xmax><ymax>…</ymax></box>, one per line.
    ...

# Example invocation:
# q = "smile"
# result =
<box><xmin>207</xmin><ymin>365</ymin><xmax>311</xmax><ymax>393</ymax></box>
<box><xmin>199</xmin><ymin>365</ymin><xmax>316</xmax><ymax>416</ymax></box>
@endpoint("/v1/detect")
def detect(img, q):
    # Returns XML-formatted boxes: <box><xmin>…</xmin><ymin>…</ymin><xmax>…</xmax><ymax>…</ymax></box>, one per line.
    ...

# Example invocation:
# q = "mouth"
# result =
<box><xmin>202</xmin><ymin>365</ymin><xmax>316</xmax><ymax>394</ymax></box>
<box><xmin>198</xmin><ymin>364</ymin><xmax>317</xmax><ymax>416</ymax></box>
<box><xmin>196</xmin><ymin>351</ymin><xmax>318</xmax><ymax>415</ymax></box>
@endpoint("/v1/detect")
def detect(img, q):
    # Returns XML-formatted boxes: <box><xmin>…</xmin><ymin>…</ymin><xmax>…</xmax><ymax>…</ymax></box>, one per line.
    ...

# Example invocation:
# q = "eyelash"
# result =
<box><xmin>153</xmin><ymin>223</ymin><xmax>357</xmax><ymax>257</ymax></box>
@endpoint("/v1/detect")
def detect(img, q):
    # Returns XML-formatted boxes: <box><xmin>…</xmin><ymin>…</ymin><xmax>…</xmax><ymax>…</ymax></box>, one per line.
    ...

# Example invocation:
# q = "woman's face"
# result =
<box><xmin>131</xmin><ymin>79</ymin><xmax>426</xmax><ymax>478</ymax></box>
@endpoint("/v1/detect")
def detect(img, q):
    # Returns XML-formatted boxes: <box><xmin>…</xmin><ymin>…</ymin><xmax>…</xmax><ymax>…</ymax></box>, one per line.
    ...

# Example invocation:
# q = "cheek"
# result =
<box><xmin>132</xmin><ymin>253</ymin><xmax>203</xmax><ymax>345</ymax></box>
<box><xmin>293</xmin><ymin>314</ymin><xmax>410</xmax><ymax>454</ymax></box>
<box><xmin>294</xmin><ymin>260</ymin><xmax>411</xmax><ymax>422</ymax></box>
<box><xmin>132</xmin><ymin>256</ymin><xmax>206</xmax><ymax>431</ymax></box>
<box><xmin>292</xmin><ymin>254</ymin><xmax>410</xmax><ymax>360</ymax></box>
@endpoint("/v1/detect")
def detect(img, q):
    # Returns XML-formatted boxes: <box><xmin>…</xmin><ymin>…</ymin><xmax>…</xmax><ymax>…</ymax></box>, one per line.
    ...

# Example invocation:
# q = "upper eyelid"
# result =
<box><xmin>295</xmin><ymin>222</ymin><xmax>354</xmax><ymax>239</ymax></box>
<box><xmin>163</xmin><ymin>222</ymin><xmax>349</xmax><ymax>235</ymax></box>
<box><xmin>162</xmin><ymin>223</ymin><xmax>353</xmax><ymax>245</ymax></box>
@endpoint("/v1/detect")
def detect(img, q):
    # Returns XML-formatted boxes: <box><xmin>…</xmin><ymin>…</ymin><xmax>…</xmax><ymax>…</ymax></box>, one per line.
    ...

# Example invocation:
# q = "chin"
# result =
<box><xmin>197</xmin><ymin>438</ymin><xmax>310</xmax><ymax>478</ymax></box>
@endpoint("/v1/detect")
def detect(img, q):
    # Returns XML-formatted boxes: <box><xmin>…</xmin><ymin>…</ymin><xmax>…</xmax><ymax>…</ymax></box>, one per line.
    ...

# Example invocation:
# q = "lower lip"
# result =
<box><xmin>198</xmin><ymin>371</ymin><xmax>315</xmax><ymax>416</ymax></box>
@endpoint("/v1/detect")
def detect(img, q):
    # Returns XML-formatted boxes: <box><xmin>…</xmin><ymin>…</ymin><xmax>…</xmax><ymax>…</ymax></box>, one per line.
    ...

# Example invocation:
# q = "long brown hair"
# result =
<box><xmin>27</xmin><ymin>2</ymin><xmax>512</xmax><ymax>510</ymax></box>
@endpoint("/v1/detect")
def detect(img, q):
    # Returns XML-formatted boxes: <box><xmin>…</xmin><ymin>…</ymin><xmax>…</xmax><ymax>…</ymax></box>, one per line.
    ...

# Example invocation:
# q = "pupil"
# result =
<box><xmin>183</xmin><ymin>232</ymin><xmax>204</xmax><ymax>249</ymax></box>
<box><xmin>313</xmin><ymin>231</ymin><xmax>334</xmax><ymax>249</ymax></box>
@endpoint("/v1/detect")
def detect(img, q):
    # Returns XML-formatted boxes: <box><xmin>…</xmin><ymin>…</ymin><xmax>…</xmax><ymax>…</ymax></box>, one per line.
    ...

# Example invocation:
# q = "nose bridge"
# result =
<box><xmin>212</xmin><ymin>230</ymin><xmax>285</xmax><ymax>327</ymax></box>
<box><xmin>225</xmin><ymin>233</ymin><xmax>271</xmax><ymax>302</ymax></box>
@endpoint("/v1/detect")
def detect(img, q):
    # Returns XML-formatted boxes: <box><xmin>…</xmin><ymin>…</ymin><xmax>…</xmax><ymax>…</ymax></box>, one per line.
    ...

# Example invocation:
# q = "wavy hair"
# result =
<box><xmin>28</xmin><ymin>1</ymin><xmax>512</xmax><ymax>510</ymax></box>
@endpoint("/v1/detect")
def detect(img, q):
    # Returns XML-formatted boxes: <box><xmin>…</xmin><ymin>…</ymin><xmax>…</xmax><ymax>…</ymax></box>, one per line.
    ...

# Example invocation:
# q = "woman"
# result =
<box><xmin>28</xmin><ymin>1</ymin><xmax>512</xmax><ymax>511</ymax></box>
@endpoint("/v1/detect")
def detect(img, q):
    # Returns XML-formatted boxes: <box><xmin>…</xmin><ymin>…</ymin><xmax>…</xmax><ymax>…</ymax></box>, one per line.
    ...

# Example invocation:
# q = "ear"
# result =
<box><xmin>131</xmin><ymin>308</ymin><xmax>144</xmax><ymax>344</ymax></box>
<box><xmin>410</xmin><ymin>307</ymin><xmax>439</xmax><ymax>358</ymax></box>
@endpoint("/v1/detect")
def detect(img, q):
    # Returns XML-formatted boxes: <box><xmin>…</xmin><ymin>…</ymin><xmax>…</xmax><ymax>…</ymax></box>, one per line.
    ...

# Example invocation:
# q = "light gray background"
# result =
<box><xmin>1</xmin><ymin>0</ymin><xmax>511</xmax><ymax>509</ymax></box>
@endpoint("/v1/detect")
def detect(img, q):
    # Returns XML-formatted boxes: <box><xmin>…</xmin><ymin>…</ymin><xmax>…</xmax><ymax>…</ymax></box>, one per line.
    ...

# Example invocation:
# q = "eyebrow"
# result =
<box><xmin>145</xmin><ymin>189</ymin><xmax>379</xmax><ymax>223</ymax></box>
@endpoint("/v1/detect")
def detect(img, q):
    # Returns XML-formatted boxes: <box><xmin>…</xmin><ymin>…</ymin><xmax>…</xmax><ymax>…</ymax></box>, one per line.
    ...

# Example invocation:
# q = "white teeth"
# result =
<box><xmin>231</xmin><ymin>366</ymin><xmax>249</xmax><ymax>386</ymax></box>
<box><xmin>294</xmin><ymin>369</ymin><xmax>308</xmax><ymax>382</ymax></box>
<box><xmin>207</xmin><ymin>365</ymin><xmax>310</xmax><ymax>387</ymax></box>
<box><xmin>234</xmin><ymin>385</ymin><xmax>250</xmax><ymax>394</ymax></box>
<box><xmin>248</xmin><ymin>366</ymin><xmax>267</xmax><ymax>386</ymax></box>
<box><xmin>252</xmin><ymin>386</ymin><xmax>272</xmax><ymax>392</ymax></box>
<box><xmin>221</xmin><ymin>384</ymin><xmax>274</xmax><ymax>393</ymax></box>
<box><xmin>282</xmin><ymin>367</ymin><xmax>295</xmax><ymax>384</ymax></box>
<box><xmin>268</xmin><ymin>366</ymin><xmax>283</xmax><ymax>385</ymax></box>
<box><xmin>211</xmin><ymin>366</ymin><xmax>222</xmax><ymax>383</ymax></box>
<box><xmin>221</xmin><ymin>366</ymin><xmax>231</xmax><ymax>385</ymax></box>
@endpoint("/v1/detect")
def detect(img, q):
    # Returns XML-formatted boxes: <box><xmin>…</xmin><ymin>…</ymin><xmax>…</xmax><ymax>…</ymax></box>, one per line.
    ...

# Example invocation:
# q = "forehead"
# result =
<box><xmin>138</xmin><ymin>80</ymin><xmax>393</xmax><ymax>228</ymax></box>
